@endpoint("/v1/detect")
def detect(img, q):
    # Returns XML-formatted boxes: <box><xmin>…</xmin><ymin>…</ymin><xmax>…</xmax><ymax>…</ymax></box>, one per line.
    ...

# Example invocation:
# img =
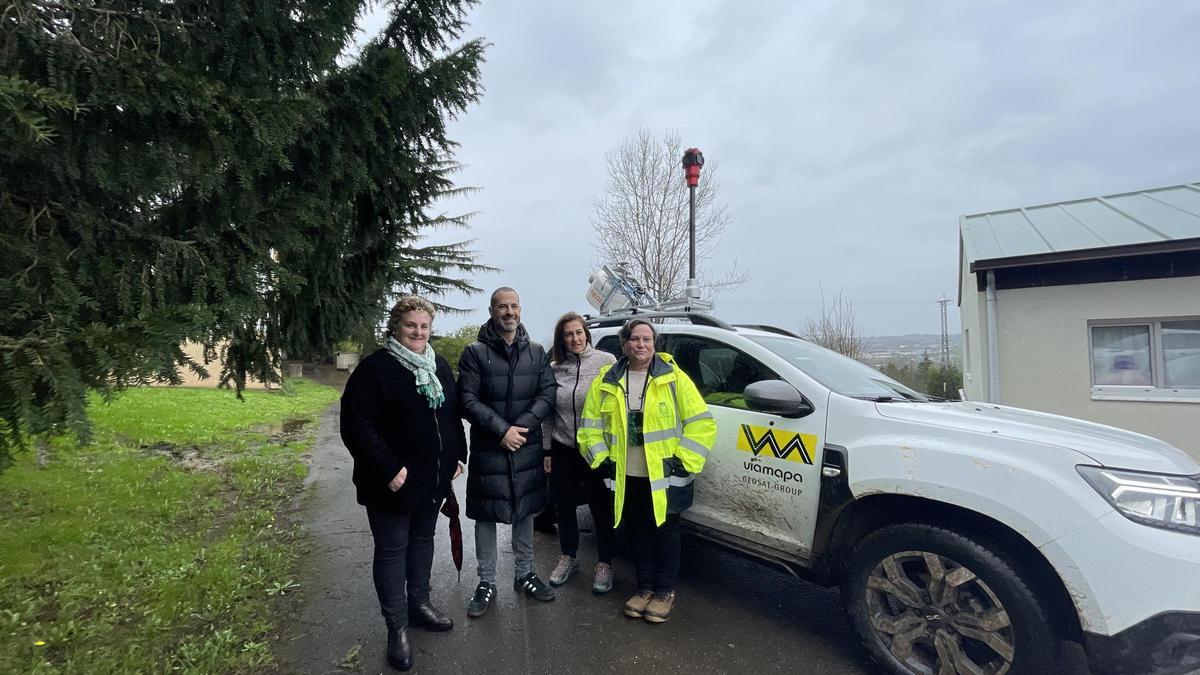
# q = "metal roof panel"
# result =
<box><xmin>961</xmin><ymin>214</ymin><xmax>1003</xmax><ymax>261</ymax></box>
<box><xmin>988</xmin><ymin>210</ymin><xmax>1051</xmax><ymax>258</ymax></box>
<box><xmin>1106</xmin><ymin>193</ymin><xmax>1200</xmax><ymax>239</ymax></box>
<box><xmin>961</xmin><ymin>181</ymin><xmax>1200</xmax><ymax>265</ymax></box>
<box><xmin>1146</xmin><ymin>185</ymin><xmax>1200</xmax><ymax>216</ymax></box>
<box><xmin>1061</xmin><ymin>200</ymin><xmax>1162</xmax><ymax>246</ymax></box>
<box><xmin>1023</xmin><ymin>204</ymin><xmax>1107</xmax><ymax>251</ymax></box>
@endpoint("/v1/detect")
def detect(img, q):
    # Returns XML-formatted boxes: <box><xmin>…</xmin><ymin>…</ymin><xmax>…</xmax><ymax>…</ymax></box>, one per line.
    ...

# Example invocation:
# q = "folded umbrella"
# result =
<box><xmin>440</xmin><ymin>486</ymin><xmax>463</xmax><ymax>581</ymax></box>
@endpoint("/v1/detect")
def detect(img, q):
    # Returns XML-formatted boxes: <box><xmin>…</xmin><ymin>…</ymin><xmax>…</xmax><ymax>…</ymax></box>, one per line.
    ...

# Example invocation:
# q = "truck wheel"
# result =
<box><xmin>841</xmin><ymin>522</ymin><xmax>1056</xmax><ymax>675</ymax></box>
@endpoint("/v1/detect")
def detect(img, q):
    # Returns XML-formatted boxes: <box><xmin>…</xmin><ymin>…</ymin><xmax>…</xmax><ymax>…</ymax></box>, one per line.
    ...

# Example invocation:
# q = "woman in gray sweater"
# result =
<box><xmin>543</xmin><ymin>311</ymin><xmax>618</xmax><ymax>593</ymax></box>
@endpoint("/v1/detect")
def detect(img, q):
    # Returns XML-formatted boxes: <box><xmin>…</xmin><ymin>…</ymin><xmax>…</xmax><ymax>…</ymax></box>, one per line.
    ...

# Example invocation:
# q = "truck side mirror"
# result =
<box><xmin>744</xmin><ymin>380</ymin><xmax>815</xmax><ymax>418</ymax></box>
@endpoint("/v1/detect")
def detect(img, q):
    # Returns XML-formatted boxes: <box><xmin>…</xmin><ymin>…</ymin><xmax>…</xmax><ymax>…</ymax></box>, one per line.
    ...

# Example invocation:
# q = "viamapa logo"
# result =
<box><xmin>736</xmin><ymin>424</ymin><xmax>816</xmax><ymax>465</ymax></box>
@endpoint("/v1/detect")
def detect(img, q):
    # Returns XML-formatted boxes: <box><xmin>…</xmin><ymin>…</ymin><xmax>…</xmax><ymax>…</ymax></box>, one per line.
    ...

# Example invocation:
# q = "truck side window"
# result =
<box><xmin>596</xmin><ymin>335</ymin><xmax>622</xmax><ymax>359</ymax></box>
<box><xmin>670</xmin><ymin>335</ymin><xmax>782</xmax><ymax>409</ymax></box>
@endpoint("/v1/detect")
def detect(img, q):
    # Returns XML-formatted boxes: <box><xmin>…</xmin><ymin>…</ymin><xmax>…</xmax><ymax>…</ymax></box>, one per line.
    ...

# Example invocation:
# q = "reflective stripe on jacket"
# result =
<box><xmin>577</xmin><ymin>352</ymin><xmax>717</xmax><ymax>527</ymax></box>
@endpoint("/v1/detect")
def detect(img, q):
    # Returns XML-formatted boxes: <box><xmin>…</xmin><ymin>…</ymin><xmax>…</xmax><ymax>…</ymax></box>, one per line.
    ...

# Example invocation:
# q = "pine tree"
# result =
<box><xmin>0</xmin><ymin>0</ymin><xmax>488</xmax><ymax>467</ymax></box>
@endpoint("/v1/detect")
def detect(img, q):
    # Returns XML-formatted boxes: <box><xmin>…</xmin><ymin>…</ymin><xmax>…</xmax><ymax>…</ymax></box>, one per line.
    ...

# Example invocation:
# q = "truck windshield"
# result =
<box><xmin>747</xmin><ymin>335</ymin><xmax>931</xmax><ymax>402</ymax></box>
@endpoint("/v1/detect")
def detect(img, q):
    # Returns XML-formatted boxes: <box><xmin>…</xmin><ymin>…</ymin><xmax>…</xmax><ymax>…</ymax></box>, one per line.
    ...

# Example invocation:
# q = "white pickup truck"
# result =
<box><xmin>588</xmin><ymin>312</ymin><xmax>1200</xmax><ymax>675</ymax></box>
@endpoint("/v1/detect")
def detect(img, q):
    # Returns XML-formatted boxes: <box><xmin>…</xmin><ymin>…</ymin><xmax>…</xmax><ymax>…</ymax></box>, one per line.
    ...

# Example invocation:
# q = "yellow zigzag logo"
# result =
<box><xmin>736</xmin><ymin>424</ymin><xmax>815</xmax><ymax>465</ymax></box>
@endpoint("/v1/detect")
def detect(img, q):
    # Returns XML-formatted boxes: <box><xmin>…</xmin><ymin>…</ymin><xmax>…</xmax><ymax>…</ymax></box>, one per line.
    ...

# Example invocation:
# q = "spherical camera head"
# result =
<box><xmin>682</xmin><ymin>147</ymin><xmax>704</xmax><ymax>187</ymax></box>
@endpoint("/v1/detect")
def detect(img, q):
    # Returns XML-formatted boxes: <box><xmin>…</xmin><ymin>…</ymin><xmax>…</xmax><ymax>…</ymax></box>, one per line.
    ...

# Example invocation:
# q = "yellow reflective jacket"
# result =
<box><xmin>577</xmin><ymin>352</ymin><xmax>717</xmax><ymax>527</ymax></box>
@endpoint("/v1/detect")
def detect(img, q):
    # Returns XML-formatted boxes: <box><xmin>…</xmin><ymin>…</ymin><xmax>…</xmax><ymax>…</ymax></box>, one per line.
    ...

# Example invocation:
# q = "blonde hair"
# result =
<box><xmin>387</xmin><ymin>296</ymin><xmax>436</xmax><ymax>337</ymax></box>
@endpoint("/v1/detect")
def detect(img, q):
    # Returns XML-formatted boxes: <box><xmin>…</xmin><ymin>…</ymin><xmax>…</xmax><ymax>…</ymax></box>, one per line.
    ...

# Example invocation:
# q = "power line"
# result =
<box><xmin>725</xmin><ymin>299</ymin><xmax>943</xmax><ymax>306</ymax></box>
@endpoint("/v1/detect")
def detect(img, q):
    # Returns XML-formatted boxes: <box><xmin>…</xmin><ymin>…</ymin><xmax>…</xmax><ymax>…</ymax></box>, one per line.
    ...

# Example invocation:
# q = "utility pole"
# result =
<box><xmin>937</xmin><ymin>295</ymin><xmax>951</xmax><ymax>371</ymax></box>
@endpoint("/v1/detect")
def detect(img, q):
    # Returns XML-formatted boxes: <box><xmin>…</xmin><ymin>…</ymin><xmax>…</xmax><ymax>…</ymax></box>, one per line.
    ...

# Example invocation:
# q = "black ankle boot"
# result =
<box><xmin>386</xmin><ymin>626</ymin><xmax>413</xmax><ymax>671</ymax></box>
<box><xmin>408</xmin><ymin>601</ymin><xmax>453</xmax><ymax>631</ymax></box>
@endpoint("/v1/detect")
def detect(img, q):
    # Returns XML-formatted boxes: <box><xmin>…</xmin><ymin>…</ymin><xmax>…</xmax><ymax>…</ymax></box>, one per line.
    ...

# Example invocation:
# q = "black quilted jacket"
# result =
<box><xmin>457</xmin><ymin>321</ymin><xmax>556</xmax><ymax>523</ymax></box>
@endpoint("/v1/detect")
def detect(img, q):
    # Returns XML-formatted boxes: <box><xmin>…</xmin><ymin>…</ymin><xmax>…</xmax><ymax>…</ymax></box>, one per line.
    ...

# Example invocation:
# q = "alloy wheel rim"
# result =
<box><xmin>864</xmin><ymin>550</ymin><xmax>1015</xmax><ymax>675</ymax></box>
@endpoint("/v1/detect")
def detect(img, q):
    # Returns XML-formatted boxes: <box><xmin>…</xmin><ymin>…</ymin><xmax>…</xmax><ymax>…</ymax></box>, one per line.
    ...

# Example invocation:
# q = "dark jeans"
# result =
<box><xmin>621</xmin><ymin>475</ymin><xmax>680</xmax><ymax>594</ymax></box>
<box><xmin>366</xmin><ymin>501</ymin><xmax>441</xmax><ymax>630</ymax></box>
<box><xmin>551</xmin><ymin>440</ymin><xmax>614</xmax><ymax>564</ymax></box>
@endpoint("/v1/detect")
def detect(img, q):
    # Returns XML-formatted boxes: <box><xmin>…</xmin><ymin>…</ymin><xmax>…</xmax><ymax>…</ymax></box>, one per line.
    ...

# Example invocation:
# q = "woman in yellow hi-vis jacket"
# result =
<box><xmin>577</xmin><ymin>319</ymin><xmax>717</xmax><ymax>623</ymax></box>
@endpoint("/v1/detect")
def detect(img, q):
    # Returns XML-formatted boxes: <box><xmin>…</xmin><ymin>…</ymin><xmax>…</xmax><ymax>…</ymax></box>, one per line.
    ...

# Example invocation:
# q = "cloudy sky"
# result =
<box><xmin>365</xmin><ymin>1</ymin><xmax>1200</xmax><ymax>340</ymax></box>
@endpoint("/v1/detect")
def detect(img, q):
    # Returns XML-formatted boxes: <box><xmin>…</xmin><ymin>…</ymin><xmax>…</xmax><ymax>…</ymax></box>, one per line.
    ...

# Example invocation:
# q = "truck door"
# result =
<box><xmin>666</xmin><ymin>334</ymin><xmax>827</xmax><ymax>558</ymax></box>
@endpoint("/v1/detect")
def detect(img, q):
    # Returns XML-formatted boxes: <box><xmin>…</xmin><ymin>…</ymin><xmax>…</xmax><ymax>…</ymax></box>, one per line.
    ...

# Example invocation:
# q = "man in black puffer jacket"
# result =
<box><xmin>458</xmin><ymin>287</ymin><xmax>558</xmax><ymax>617</ymax></box>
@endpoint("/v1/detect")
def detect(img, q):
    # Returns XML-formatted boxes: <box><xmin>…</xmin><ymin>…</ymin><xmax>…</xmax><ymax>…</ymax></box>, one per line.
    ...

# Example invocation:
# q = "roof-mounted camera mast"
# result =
<box><xmin>586</xmin><ymin>145</ymin><xmax>714</xmax><ymax>319</ymax></box>
<box><xmin>682</xmin><ymin>147</ymin><xmax>704</xmax><ymax>306</ymax></box>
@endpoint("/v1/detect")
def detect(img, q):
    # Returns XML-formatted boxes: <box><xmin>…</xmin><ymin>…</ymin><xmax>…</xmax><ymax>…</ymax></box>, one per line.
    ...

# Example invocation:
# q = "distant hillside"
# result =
<box><xmin>862</xmin><ymin>333</ymin><xmax>961</xmax><ymax>367</ymax></box>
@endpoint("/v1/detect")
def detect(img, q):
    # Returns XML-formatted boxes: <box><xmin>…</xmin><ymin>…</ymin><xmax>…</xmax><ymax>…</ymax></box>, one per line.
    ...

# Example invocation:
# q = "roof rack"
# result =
<box><xmin>584</xmin><ymin>310</ymin><xmax>734</xmax><ymax>330</ymax></box>
<box><xmin>732</xmin><ymin>324</ymin><xmax>802</xmax><ymax>338</ymax></box>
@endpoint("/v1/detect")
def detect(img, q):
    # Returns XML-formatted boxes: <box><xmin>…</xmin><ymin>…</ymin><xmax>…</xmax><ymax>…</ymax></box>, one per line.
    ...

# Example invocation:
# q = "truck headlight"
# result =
<box><xmin>1077</xmin><ymin>466</ymin><xmax>1200</xmax><ymax>535</ymax></box>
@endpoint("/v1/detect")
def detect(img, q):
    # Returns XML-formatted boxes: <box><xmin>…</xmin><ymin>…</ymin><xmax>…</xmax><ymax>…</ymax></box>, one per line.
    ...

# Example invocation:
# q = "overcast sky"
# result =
<box><xmin>364</xmin><ymin>1</ymin><xmax>1200</xmax><ymax>340</ymax></box>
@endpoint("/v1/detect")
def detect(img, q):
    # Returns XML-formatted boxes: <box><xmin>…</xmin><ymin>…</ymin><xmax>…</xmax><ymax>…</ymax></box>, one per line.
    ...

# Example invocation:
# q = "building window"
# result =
<box><xmin>1091</xmin><ymin>325</ymin><xmax>1153</xmax><ymax>386</ymax></box>
<box><xmin>1089</xmin><ymin>318</ymin><xmax>1200</xmax><ymax>402</ymax></box>
<box><xmin>1163</xmin><ymin>320</ymin><xmax>1200</xmax><ymax>388</ymax></box>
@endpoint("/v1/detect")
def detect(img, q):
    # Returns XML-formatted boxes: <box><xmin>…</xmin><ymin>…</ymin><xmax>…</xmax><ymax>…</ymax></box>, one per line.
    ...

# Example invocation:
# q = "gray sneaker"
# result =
<box><xmin>591</xmin><ymin>562</ymin><xmax>613</xmax><ymax>594</ymax></box>
<box><xmin>549</xmin><ymin>555</ymin><xmax>579</xmax><ymax>586</ymax></box>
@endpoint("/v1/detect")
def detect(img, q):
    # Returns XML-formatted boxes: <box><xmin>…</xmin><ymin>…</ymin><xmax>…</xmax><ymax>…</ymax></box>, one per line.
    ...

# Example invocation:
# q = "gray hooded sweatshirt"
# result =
<box><xmin>542</xmin><ymin>344</ymin><xmax>616</xmax><ymax>453</ymax></box>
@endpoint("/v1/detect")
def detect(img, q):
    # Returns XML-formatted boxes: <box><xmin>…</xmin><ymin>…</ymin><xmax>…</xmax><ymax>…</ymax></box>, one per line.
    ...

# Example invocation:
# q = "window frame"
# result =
<box><xmin>1088</xmin><ymin>315</ymin><xmax>1200</xmax><ymax>403</ymax></box>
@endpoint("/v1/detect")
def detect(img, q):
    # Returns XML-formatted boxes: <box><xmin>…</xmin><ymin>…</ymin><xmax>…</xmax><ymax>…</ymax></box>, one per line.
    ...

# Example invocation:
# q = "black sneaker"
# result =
<box><xmin>466</xmin><ymin>581</ymin><xmax>496</xmax><ymax>618</ymax></box>
<box><xmin>513</xmin><ymin>572</ymin><xmax>556</xmax><ymax>601</ymax></box>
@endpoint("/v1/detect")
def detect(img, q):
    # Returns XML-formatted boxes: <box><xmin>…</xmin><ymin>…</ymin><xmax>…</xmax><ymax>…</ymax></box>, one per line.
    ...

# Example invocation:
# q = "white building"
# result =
<box><xmin>958</xmin><ymin>182</ymin><xmax>1200</xmax><ymax>460</ymax></box>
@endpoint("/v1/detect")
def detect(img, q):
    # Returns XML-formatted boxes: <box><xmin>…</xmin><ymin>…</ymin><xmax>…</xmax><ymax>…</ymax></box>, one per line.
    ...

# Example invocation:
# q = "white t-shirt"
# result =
<box><xmin>624</xmin><ymin>369</ymin><xmax>649</xmax><ymax>477</ymax></box>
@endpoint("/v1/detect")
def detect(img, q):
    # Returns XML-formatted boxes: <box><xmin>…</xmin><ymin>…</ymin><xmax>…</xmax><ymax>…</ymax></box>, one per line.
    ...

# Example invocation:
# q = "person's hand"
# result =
<box><xmin>500</xmin><ymin>426</ymin><xmax>528</xmax><ymax>451</ymax></box>
<box><xmin>543</xmin><ymin>456</ymin><xmax>552</xmax><ymax>473</ymax></box>
<box><xmin>453</xmin><ymin>461</ymin><xmax>464</xmax><ymax>480</ymax></box>
<box><xmin>388</xmin><ymin>467</ymin><xmax>408</xmax><ymax>492</ymax></box>
<box><xmin>595</xmin><ymin>459</ymin><xmax>616</xmax><ymax>481</ymax></box>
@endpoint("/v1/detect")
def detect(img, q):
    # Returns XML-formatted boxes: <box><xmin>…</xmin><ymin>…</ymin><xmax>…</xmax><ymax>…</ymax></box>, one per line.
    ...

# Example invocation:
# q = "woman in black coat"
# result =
<box><xmin>339</xmin><ymin>296</ymin><xmax>467</xmax><ymax>672</ymax></box>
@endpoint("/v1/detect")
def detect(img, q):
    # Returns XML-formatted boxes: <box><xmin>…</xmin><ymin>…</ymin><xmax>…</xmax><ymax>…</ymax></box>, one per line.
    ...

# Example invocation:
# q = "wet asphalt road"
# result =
<box><xmin>279</xmin><ymin>405</ymin><xmax>879</xmax><ymax>674</ymax></box>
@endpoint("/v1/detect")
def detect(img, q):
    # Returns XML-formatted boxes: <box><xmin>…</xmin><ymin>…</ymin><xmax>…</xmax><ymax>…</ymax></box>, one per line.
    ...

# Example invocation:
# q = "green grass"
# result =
<box><xmin>87</xmin><ymin>379</ymin><xmax>339</xmax><ymax>446</ymax></box>
<box><xmin>0</xmin><ymin>379</ymin><xmax>340</xmax><ymax>674</ymax></box>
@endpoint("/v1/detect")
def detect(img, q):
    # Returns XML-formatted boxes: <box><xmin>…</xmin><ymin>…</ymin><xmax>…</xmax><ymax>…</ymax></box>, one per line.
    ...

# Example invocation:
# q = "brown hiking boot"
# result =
<box><xmin>643</xmin><ymin>591</ymin><xmax>675</xmax><ymax>623</ymax></box>
<box><xmin>623</xmin><ymin>590</ymin><xmax>653</xmax><ymax>618</ymax></box>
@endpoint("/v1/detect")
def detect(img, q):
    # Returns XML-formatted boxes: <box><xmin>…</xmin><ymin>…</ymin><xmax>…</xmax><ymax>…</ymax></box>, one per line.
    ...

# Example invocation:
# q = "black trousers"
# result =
<box><xmin>365</xmin><ymin>501</ymin><xmax>441</xmax><ymax>630</ymax></box>
<box><xmin>550</xmin><ymin>440</ymin><xmax>615</xmax><ymax>564</ymax></box>
<box><xmin>621</xmin><ymin>475</ymin><xmax>680</xmax><ymax>594</ymax></box>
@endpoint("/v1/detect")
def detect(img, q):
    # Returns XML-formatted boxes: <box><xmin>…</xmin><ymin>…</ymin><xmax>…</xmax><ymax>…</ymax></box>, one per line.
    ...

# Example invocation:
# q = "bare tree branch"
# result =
<box><xmin>590</xmin><ymin>129</ymin><xmax>745</xmax><ymax>301</ymax></box>
<box><xmin>701</xmin><ymin>258</ymin><xmax>750</xmax><ymax>294</ymax></box>
<box><xmin>801</xmin><ymin>286</ymin><xmax>865</xmax><ymax>360</ymax></box>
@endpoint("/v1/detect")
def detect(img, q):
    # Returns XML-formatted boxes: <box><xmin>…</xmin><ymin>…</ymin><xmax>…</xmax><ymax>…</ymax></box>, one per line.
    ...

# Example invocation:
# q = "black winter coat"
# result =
<box><xmin>457</xmin><ymin>321</ymin><xmax>556</xmax><ymax>523</ymax></box>
<box><xmin>340</xmin><ymin>350</ymin><xmax>467</xmax><ymax>513</ymax></box>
